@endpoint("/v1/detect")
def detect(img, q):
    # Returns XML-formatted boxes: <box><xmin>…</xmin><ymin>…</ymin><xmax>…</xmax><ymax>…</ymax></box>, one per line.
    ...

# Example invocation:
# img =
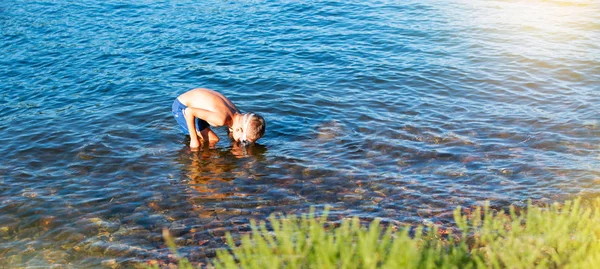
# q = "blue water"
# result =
<box><xmin>1</xmin><ymin>0</ymin><xmax>599</xmax><ymax>267</ymax></box>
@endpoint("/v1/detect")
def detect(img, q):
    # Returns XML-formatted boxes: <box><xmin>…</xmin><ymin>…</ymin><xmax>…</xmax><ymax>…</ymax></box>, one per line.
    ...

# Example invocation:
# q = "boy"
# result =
<box><xmin>172</xmin><ymin>88</ymin><xmax>266</xmax><ymax>150</ymax></box>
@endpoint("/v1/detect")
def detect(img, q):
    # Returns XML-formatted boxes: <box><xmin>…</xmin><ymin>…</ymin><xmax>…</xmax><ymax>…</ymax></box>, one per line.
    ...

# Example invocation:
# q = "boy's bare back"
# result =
<box><xmin>177</xmin><ymin>88</ymin><xmax>239</xmax><ymax>127</ymax></box>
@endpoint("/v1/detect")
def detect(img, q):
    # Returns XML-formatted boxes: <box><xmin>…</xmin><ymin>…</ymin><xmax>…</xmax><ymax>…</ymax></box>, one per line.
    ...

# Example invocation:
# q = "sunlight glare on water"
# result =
<box><xmin>462</xmin><ymin>0</ymin><xmax>599</xmax><ymax>56</ymax></box>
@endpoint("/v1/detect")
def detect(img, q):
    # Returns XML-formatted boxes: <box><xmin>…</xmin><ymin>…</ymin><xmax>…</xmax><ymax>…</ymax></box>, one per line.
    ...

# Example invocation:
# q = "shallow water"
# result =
<box><xmin>1</xmin><ymin>0</ymin><xmax>599</xmax><ymax>267</ymax></box>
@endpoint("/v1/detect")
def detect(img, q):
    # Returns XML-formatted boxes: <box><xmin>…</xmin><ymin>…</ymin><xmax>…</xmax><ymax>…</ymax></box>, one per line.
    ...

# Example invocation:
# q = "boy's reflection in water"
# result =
<box><xmin>175</xmin><ymin>139</ymin><xmax>267</xmax><ymax>203</ymax></box>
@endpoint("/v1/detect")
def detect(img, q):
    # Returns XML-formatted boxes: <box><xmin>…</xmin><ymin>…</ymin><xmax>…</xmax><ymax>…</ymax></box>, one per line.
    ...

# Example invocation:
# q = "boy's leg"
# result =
<box><xmin>194</xmin><ymin>118</ymin><xmax>218</xmax><ymax>142</ymax></box>
<box><xmin>197</xmin><ymin>128</ymin><xmax>220</xmax><ymax>142</ymax></box>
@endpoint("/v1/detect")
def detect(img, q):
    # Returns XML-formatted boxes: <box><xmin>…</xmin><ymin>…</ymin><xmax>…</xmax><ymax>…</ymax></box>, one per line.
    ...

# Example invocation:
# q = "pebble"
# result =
<box><xmin>371</xmin><ymin>197</ymin><xmax>385</xmax><ymax>203</ymax></box>
<box><xmin>500</xmin><ymin>168</ymin><xmax>514</xmax><ymax>176</ymax></box>
<box><xmin>209</xmin><ymin>227</ymin><xmax>228</xmax><ymax>237</ymax></box>
<box><xmin>188</xmin><ymin>251</ymin><xmax>208</xmax><ymax>260</ymax></box>
<box><xmin>174</xmin><ymin>237</ymin><xmax>194</xmax><ymax>246</ymax></box>
<box><xmin>422</xmin><ymin>219</ymin><xmax>434</xmax><ymax>227</ymax></box>
<box><xmin>148</xmin><ymin>232</ymin><xmax>164</xmax><ymax>243</ymax></box>
<box><xmin>191</xmin><ymin>230</ymin><xmax>212</xmax><ymax>241</ymax></box>
<box><xmin>227</xmin><ymin>208</ymin><xmax>242</xmax><ymax>215</ymax></box>
<box><xmin>169</xmin><ymin>221</ymin><xmax>188</xmax><ymax>237</ymax></box>
<box><xmin>213</xmin><ymin>207</ymin><xmax>226</xmax><ymax>214</ymax></box>
<box><xmin>128</xmin><ymin>226</ymin><xmax>152</xmax><ymax>237</ymax></box>
<box><xmin>417</xmin><ymin>209</ymin><xmax>433</xmax><ymax>217</ymax></box>
<box><xmin>383</xmin><ymin>209</ymin><xmax>396</xmax><ymax>217</ymax></box>
<box><xmin>236</xmin><ymin>224</ymin><xmax>252</xmax><ymax>232</ymax></box>
<box><xmin>103</xmin><ymin>244</ymin><xmax>132</xmax><ymax>256</ymax></box>
<box><xmin>123</xmin><ymin>212</ymin><xmax>146</xmax><ymax>223</ymax></box>
<box><xmin>0</xmin><ymin>227</ymin><xmax>10</xmax><ymax>240</ymax></box>
<box><xmin>112</xmin><ymin>225</ymin><xmax>151</xmax><ymax>238</ymax></box>
<box><xmin>86</xmin><ymin>240</ymin><xmax>108</xmax><ymax>254</ymax></box>
<box><xmin>43</xmin><ymin>250</ymin><xmax>69</xmax><ymax>264</ymax></box>
<box><xmin>85</xmin><ymin>218</ymin><xmax>120</xmax><ymax>233</ymax></box>
<box><xmin>228</xmin><ymin>217</ymin><xmax>249</xmax><ymax>225</ymax></box>
<box><xmin>362</xmin><ymin>205</ymin><xmax>380</xmax><ymax>213</ymax></box>
<box><xmin>342</xmin><ymin>194</ymin><xmax>363</xmax><ymax>201</ymax></box>
<box><xmin>101</xmin><ymin>259</ymin><xmax>118</xmax><ymax>268</ymax></box>
<box><xmin>62</xmin><ymin>233</ymin><xmax>86</xmax><ymax>250</ymax></box>
<box><xmin>21</xmin><ymin>191</ymin><xmax>39</xmax><ymax>198</ymax></box>
<box><xmin>143</xmin><ymin>214</ymin><xmax>169</xmax><ymax>229</ymax></box>
<box><xmin>354</xmin><ymin>188</ymin><xmax>367</xmax><ymax>194</ymax></box>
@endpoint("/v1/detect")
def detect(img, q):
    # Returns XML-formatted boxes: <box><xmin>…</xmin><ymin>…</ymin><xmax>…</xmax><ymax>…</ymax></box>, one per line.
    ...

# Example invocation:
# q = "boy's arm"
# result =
<box><xmin>184</xmin><ymin>107</ymin><xmax>225</xmax><ymax>149</ymax></box>
<box><xmin>184</xmin><ymin>109</ymin><xmax>201</xmax><ymax>150</ymax></box>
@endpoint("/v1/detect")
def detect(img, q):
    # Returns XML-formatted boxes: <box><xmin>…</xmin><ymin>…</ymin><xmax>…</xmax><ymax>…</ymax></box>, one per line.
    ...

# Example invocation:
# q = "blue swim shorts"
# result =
<box><xmin>172</xmin><ymin>98</ymin><xmax>209</xmax><ymax>134</ymax></box>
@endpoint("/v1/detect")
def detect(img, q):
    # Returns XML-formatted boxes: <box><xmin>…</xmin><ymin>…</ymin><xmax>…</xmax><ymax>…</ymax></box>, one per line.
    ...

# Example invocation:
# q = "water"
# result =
<box><xmin>1</xmin><ymin>0</ymin><xmax>599</xmax><ymax>267</ymax></box>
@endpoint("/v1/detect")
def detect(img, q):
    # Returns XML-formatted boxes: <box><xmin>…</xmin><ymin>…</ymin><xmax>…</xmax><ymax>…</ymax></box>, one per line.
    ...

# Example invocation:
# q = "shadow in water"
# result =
<box><xmin>174</xmin><ymin>138</ymin><xmax>267</xmax><ymax>201</ymax></box>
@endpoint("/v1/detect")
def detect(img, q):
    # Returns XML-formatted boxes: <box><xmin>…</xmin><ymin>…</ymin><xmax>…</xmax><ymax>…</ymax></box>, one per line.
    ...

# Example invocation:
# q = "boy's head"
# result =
<box><xmin>232</xmin><ymin>113</ymin><xmax>265</xmax><ymax>144</ymax></box>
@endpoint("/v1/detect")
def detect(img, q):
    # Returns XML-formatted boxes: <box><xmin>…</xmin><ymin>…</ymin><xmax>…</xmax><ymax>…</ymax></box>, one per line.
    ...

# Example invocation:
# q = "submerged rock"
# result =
<box><xmin>100</xmin><ymin>258</ymin><xmax>117</xmax><ymax>268</ymax></box>
<box><xmin>113</xmin><ymin>225</ymin><xmax>151</xmax><ymax>238</ymax></box>
<box><xmin>317</xmin><ymin>120</ymin><xmax>344</xmax><ymax>142</ymax></box>
<box><xmin>17</xmin><ymin>227</ymin><xmax>43</xmax><ymax>239</ymax></box>
<box><xmin>103</xmin><ymin>243</ymin><xmax>143</xmax><ymax>257</ymax></box>
<box><xmin>43</xmin><ymin>250</ymin><xmax>70</xmax><ymax>265</ymax></box>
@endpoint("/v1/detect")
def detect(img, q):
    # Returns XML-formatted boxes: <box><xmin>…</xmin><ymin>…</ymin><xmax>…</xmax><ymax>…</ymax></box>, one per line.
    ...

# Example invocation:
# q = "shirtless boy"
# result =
<box><xmin>172</xmin><ymin>88</ymin><xmax>266</xmax><ymax>150</ymax></box>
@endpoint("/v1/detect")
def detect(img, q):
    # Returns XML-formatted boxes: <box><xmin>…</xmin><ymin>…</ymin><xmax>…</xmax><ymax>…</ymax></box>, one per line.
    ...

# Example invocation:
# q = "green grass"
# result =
<box><xmin>150</xmin><ymin>198</ymin><xmax>600</xmax><ymax>269</ymax></box>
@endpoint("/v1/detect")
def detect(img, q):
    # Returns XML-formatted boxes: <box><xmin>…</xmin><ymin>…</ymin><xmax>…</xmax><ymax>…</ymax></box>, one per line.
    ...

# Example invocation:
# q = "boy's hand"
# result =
<box><xmin>190</xmin><ymin>138</ymin><xmax>200</xmax><ymax>151</ymax></box>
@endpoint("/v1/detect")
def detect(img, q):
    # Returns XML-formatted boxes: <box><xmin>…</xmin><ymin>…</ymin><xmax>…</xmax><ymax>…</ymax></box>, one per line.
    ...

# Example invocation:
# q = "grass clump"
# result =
<box><xmin>460</xmin><ymin>199</ymin><xmax>600</xmax><ymax>268</ymax></box>
<box><xmin>214</xmin><ymin>208</ymin><xmax>472</xmax><ymax>269</ymax></box>
<box><xmin>153</xmin><ymin>198</ymin><xmax>600</xmax><ymax>269</ymax></box>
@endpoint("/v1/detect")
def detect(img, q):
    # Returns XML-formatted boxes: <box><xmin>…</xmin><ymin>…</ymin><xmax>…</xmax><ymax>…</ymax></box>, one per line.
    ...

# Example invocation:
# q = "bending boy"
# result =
<box><xmin>172</xmin><ymin>88</ymin><xmax>266</xmax><ymax>150</ymax></box>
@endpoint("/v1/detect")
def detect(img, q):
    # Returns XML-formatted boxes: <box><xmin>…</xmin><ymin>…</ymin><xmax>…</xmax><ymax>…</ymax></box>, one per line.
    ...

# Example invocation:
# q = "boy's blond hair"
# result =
<box><xmin>243</xmin><ymin>113</ymin><xmax>266</xmax><ymax>143</ymax></box>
